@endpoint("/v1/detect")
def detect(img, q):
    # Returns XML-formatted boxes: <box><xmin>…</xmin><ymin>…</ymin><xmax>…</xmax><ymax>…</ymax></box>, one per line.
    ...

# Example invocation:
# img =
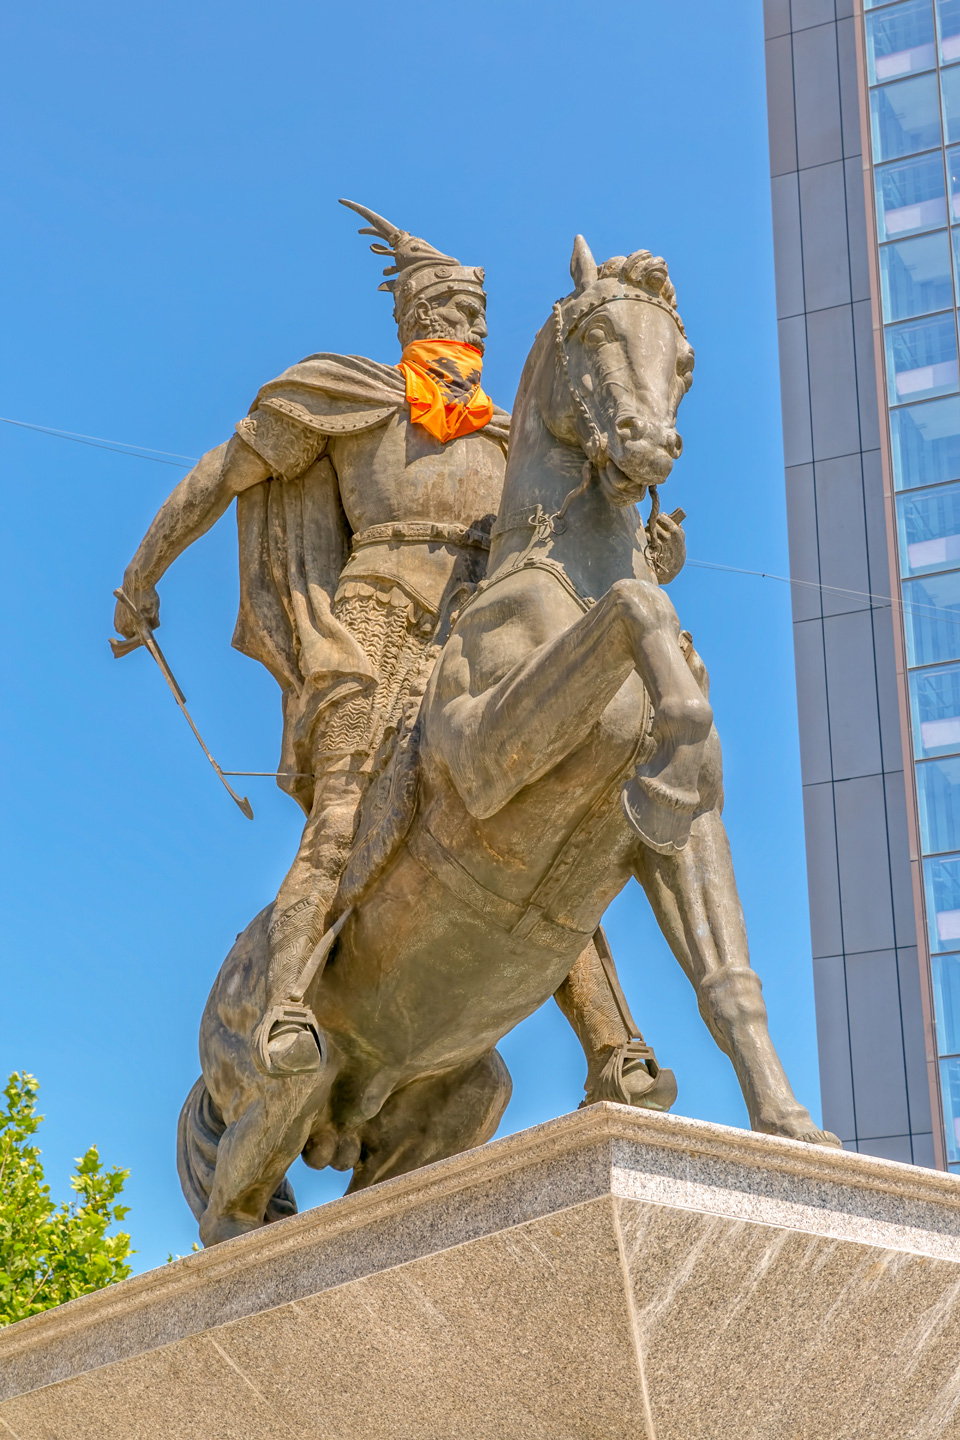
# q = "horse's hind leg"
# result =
<box><xmin>347</xmin><ymin>1050</ymin><xmax>512</xmax><ymax>1193</ymax></box>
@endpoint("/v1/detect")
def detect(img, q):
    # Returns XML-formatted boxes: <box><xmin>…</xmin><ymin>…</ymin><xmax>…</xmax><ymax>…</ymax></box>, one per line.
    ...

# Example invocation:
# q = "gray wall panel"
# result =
<box><xmin>883</xmin><ymin>770</ymin><xmax>919</xmax><ymax>949</ymax></box>
<box><xmin>785</xmin><ymin>463</ymin><xmax>822</xmax><ymax>622</ymax></box>
<box><xmin>764</xmin><ymin>0</ymin><xmax>792</xmax><ymax>39</ymax></box>
<box><xmin>913</xmin><ymin>1132</ymin><xmax>937</xmax><ymax>1166</ymax></box>
<box><xmin>834</xmin><ymin>773</ymin><xmax>897</xmax><ymax>951</ymax></box>
<box><xmin>778</xmin><ymin>315</ymin><xmax>815</xmax><ymax>465</ymax></box>
<box><xmin>837</xmin><ymin>16</ymin><xmax>862</xmax><ymax>158</ymax></box>
<box><xmin>858</xmin><ymin>1134</ymin><xmax>915</xmax><ymax>1161</ymax></box>
<box><xmin>792</xmin><ymin>2</ymin><xmax>839</xmax><ymax>30</ymax></box>
<box><xmin>872</xmin><ymin>605</ymin><xmax>908</xmax><ymax>774</ymax></box>
<box><xmin>802</xmin><ymin>780</ymin><xmax>844</xmax><ymax>957</ymax></box>
<box><xmin>853</xmin><ymin>296</ymin><xmax>881</xmax><ymax>444</ymax></box>
<box><xmin>812</xmin><ymin>953</ymin><xmax>857</xmax><ymax>1139</ymax></box>
<box><xmin>862</xmin><ymin>449</ymin><xmax>891</xmax><ymax>602</ymax></box>
<box><xmin>794</xmin><ymin>619</ymin><xmax>833</xmax><ymax>784</ymax></box>
<box><xmin>823</xmin><ymin>609</ymin><xmax>883</xmax><ymax>777</ymax></box>
<box><xmin>845</xmin><ymin>948</ymin><xmax>911</xmax><ymax>1138</ymax></box>
<box><xmin>793</xmin><ymin>24</ymin><xmax>844</xmax><ymax>169</ymax></box>
<box><xmin>800</xmin><ymin>161</ymin><xmax>854</xmax><ymax>312</ymax></box>
<box><xmin>897</xmin><ymin>946</ymin><xmax>933</xmax><ymax>1134</ymax></box>
<box><xmin>845</xmin><ymin>157</ymin><xmax>870</xmax><ymax>303</ymax></box>
<box><xmin>766</xmin><ymin>36</ymin><xmax>799</xmax><ymax>177</ymax></box>
<box><xmin>807</xmin><ymin>305</ymin><xmax>860</xmax><ymax>460</ymax></box>
<box><xmin>815</xmin><ymin>452</ymin><xmax>870</xmax><ymax>617</ymax></box>
<box><xmin>772</xmin><ymin>173</ymin><xmax>805</xmax><ymax>320</ymax></box>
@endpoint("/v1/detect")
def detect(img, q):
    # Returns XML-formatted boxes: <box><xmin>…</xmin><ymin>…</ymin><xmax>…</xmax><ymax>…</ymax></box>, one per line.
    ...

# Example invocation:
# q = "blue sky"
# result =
<box><xmin>0</xmin><ymin>0</ymin><xmax>814</xmax><ymax>1272</ymax></box>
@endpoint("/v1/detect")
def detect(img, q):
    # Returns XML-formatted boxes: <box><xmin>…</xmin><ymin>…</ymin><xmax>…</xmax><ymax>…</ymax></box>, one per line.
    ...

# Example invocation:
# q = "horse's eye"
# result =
<box><xmin>584</xmin><ymin>326</ymin><xmax>610</xmax><ymax>348</ymax></box>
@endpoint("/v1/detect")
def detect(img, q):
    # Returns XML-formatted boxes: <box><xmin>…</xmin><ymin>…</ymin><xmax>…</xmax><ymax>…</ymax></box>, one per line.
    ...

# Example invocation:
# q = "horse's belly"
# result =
<box><xmin>315</xmin><ymin>850</ymin><xmax>583</xmax><ymax>1075</ymax></box>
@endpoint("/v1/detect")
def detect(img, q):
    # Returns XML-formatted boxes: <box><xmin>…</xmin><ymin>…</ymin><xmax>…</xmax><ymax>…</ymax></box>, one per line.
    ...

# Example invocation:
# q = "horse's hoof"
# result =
<box><xmin>621</xmin><ymin>775</ymin><xmax>697</xmax><ymax>853</ymax></box>
<box><xmin>253</xmin><ymin>1004</ymin><xmax>326</xmax><ymax>1078</ymax></box>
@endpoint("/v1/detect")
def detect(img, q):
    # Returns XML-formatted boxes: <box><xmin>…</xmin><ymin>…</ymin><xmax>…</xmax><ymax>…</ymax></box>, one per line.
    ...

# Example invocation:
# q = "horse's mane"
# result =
<box><xmin>508</xmin><ymin>317</ymin><xmax>552</xmax><ymax>444</ymax></box>
<box><xmin>508</xmin><ymin>250</ymin><xmax>688</xmax><ymax>447</ymax></box>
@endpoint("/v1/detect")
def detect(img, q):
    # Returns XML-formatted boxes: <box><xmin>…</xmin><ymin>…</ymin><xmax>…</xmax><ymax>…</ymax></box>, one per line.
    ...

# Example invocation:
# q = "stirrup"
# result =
<box><xmin>253</xmin><ymin>1003</ymin><xmax>327</xmax><ymax>1078</ymax></box>
<box><xmin>581</xmin><ymin>1040</ymin><xmax>677</xmax><ymax>1112</ymax></box>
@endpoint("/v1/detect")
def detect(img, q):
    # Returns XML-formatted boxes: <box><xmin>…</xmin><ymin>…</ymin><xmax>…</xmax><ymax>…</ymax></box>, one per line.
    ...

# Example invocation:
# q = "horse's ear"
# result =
<box><xmin>570</xmin><ymin>235</ymin><xmax>598</xmax><ymax>291</ymax></box>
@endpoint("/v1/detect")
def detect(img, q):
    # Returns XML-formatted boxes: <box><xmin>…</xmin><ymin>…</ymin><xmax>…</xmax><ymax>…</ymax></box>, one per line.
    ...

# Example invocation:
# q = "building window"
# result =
<box><xmin>877</xmin><ymin>153</ymin><xmax>947</xmax><ymax>237</ymax></box>
<box><xmin>939</xmin><ymin>1055</ymin><xmax>960</xmax><ymax>1159</ymax></box>
<box><xmin>924</xmin><ymin>853</ymin><xmax>960</xmax><ymax>949</ymax></box>
<box><xmin>881</xmin><ymin>229</ymin><xmax>954</xmax><ymax>319</ymax></box>
<box><xmin>939</xmin><ymin>0</ymin><xmax>960</xmax><ymax>62</ymax></box>
<box><xmin>917</xmin><ymin>755</ymin><xmax>960</xmax><ymax>851</ymax></box>
<box><xmin>941</xmin><ymin>64</ymin><xmax>960</xmax><ymax>144</ymax></box>
<box><xmin>903</xmin><ymin>567</ymin><xmax>960</xmax><ymax>663</ymax></box>
<box><xmin>867</xmin><ymin>0</ymin><xmax>937</xmax><ymax>84</ymax></box>
<box><xmin>871</xmin><ymin>72</ymin><xmax>942</xmax><ymax>160</ymax></box>
<box><xmin>910</xmin><ymin>662</ymin><xmax>960</xmax><ymax>754</ymax></box>
<box><xmin>885</xmin><ymin>313</ymin><xmax>959</xmax><ymax>401</ymax></box>
<box><xmin>897</xmin><ymin>481</ymin><xmax>960</xmax><ymax>572</ymax></box>
<box><xmin>933</xmin><ymin>952</ymin><xmax>960</xmax><ymax>1052</ymax></box>
<box><xmin>890</xmin><ymin>395</ymin><xmax>960</xmax><ymax>487</ymax></box>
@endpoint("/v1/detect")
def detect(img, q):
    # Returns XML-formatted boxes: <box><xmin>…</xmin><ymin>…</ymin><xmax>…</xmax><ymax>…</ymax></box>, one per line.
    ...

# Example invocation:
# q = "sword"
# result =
<box><xmin>111</xmin><ymin>588</ymin><xmax>254</xmax><ymax>820</ymax></box>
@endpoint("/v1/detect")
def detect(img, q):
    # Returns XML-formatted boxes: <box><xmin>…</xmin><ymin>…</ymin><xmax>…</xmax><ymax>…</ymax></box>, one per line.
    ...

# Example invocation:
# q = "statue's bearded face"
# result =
<box><xmin>404</xmin><ymin>290</ymin><xmax>488</xmax><ymax>354</ymax></box>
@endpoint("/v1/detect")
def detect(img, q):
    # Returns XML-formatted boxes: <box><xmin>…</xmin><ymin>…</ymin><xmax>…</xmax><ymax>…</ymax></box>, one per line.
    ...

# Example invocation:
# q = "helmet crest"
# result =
<box><xmin>339</xmin><ymin>199</ymin><xmax>486</xmax><ymax>322</ymax></box>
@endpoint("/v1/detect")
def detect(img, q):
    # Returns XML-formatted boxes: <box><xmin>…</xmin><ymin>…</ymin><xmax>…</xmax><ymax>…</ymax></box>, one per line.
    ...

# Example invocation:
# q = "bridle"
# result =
<box><xmin>464</xmin><ymin>290</ymin><xmax>683</xmax><ymax>622</ymax></box>
<box><xmin>546</xmin><ymin>293</ymin><xmax>683</xmax><ymax>559</ymax></box>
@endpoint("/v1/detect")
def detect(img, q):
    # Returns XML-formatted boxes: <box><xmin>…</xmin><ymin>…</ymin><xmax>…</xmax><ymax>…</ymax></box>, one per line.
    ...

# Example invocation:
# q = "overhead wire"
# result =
<box><xmin>7</xmin><ymin>411</ymin><xmax>960</xmax><ymax>630</ymax></box>
<box><xmin>14</xmin><ymin>411</ymin><xmax>960</xmax><ymax>785</ymax></box>
<box><xmin>0</xmin><ymin>416</ymin><xmax>198</xmax><ymax>467</ymax></box>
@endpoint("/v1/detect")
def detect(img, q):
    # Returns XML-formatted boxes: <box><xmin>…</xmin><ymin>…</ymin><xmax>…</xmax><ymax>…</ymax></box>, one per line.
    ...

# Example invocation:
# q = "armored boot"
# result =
<box><xmin>252</xmin><ymin>762</ymin><xmax>367</xmax><ymax>1079</ymax></box>
<box><xmin>253</xmin><ymin>895</ymin><xmax>330</xmax><ymax>1077</ymax></box>
<box><xmin>554</xmin><ymin>927</ymin><xmax>676</xmax><ymax>1111</ymax></box>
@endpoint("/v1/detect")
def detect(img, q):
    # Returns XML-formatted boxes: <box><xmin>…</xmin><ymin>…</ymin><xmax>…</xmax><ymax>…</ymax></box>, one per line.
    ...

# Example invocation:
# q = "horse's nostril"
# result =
<box><xmin>616</xmin><ymin>416</ymin><xmax>643</xmax><ymax>441</ymax></box>
<box><xmin>669</xmin><ymin>431</ymin><xmax>683</xmax><ymax>457</ymax></box>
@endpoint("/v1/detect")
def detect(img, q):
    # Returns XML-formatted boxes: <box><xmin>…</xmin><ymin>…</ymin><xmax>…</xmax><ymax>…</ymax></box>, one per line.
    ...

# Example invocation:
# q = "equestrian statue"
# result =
<box><xmin>112</xmin><ymin>201</ymin><xmax>837</xmax><ymax>1247</ymax></box>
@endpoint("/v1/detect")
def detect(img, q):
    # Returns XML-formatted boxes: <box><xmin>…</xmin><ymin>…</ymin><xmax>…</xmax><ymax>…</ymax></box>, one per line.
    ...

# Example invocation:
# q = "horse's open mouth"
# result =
<box><xmin>599</xmin><ymin>450</ymin><xmax>674</xmax><ymax>505</ymax></box>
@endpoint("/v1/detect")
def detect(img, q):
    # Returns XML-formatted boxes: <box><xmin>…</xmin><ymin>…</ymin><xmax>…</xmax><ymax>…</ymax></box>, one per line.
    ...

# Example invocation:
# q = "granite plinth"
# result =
<box><xmin>3</xmin><ymin>1104</ymin><xmax>960</xmax><ymax>1439</ymax></box>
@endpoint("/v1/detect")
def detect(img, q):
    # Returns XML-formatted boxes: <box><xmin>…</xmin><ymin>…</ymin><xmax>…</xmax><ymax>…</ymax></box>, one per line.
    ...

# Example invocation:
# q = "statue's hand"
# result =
<box><xmin>649</xmin><ymin>512</ymin><xmax>686</xmax><ymax>585</ymax></box>
<box><xmin>113</xmin><ymin>577</ymin><xmax>160</xmax><ymax>646</ymax></box>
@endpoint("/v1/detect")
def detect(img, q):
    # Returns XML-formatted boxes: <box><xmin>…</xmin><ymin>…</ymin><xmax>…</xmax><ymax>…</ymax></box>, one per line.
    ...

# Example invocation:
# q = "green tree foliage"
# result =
<box><xmin>0</xmin><ymin>1072</ymin><xmax>133</xmax><ymax>1325</ymax></box>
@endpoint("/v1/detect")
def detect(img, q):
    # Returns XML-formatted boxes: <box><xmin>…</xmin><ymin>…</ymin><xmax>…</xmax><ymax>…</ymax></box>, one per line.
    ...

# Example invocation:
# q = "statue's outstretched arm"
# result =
<box><xmin>114</xmin><ymin>435</ymin><xmax>271</xmax><ymax>642</ymax></box>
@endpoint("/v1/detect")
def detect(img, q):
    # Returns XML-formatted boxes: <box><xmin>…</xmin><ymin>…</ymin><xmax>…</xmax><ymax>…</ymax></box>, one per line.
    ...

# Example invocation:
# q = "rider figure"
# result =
<box><xmin>114</xmin><ymin>200</ymin><xmax>682</xmax><ymax>1096</ymax></box>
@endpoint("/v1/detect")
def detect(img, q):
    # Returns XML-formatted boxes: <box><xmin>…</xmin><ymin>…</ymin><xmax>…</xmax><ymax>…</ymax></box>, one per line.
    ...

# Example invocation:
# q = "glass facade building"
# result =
<box><xmin>868</xmin><ymin>0</ymin><xmax>960</xmax><ymax>1167</ymax></box>
<box><xmin>765</xmin><ymin>0</ymin><xmax>942</xmax><ymax>1165</ymax></box>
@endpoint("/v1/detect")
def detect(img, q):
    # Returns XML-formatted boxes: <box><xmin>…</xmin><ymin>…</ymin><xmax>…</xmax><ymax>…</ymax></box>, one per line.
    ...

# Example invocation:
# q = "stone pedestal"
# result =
<box><xmin>3</xmin><ymin>1105</ymin><xmax>960</xmax><ymax>1438</ymax></box>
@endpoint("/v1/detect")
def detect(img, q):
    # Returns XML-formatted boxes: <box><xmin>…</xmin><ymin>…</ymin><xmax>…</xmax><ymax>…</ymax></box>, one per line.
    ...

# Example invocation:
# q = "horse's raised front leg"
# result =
<box><xmin>436</xmin><ymin>575</ymin><xmax>712</xmax><ymax>843</ymax></box>
<box><xmin>633</xmin><ymin>805</ymin><xmax>840</xmax><ymax>1147</ymax></box>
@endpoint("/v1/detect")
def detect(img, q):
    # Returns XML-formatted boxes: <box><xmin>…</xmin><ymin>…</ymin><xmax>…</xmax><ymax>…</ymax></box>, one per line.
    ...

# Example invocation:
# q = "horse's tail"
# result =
<box><xmin>177</xmin><ymin>1077</ymin><xmax>225</xmax><ymax>1222</ymax></box>
<box><xmin>177</xmin><ymin>1076</ymin><xmax>298</xmax><ymax>1227</ymax></box>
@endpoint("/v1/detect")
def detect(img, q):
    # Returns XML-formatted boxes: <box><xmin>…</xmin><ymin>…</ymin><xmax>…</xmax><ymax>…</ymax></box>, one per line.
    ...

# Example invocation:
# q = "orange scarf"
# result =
<box><xmin>397</xmin><ymin>340</ymin><xmax>494</xmax><ymax>443</ymax></box>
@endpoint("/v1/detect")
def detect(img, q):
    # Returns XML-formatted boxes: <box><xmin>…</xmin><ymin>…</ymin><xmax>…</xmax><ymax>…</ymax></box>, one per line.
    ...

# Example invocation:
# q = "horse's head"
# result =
<box><xmin>538</xmin><ymin>236</ymin><xmax>695</xmax><ymax>505</ymax></box>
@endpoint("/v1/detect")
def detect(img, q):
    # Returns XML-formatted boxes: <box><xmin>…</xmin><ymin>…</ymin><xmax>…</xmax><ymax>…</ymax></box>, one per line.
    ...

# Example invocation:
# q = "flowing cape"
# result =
<box><xmin>231</xmin><ymin>352</ymin><xmax>510</xmax><ymax>812</ymax></box>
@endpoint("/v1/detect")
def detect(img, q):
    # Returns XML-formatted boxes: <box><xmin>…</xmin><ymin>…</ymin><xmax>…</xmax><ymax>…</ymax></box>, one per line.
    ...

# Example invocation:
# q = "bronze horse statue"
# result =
<box><xmin>180</xmin><ymin>236</ymin><xmax>837</xmax><ymax>1246</ymax></box>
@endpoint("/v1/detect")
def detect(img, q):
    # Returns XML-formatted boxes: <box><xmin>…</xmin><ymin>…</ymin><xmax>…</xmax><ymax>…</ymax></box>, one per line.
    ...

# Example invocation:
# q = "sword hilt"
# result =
<box><xmin>111</xmin><ymin>588</ymin><xmax>150</xmax><ymax>658</ymax></box>
<box><xmin>110</xmin><ymin>633</ymin><xmax>142</xmax><ymax>658</ymax></box>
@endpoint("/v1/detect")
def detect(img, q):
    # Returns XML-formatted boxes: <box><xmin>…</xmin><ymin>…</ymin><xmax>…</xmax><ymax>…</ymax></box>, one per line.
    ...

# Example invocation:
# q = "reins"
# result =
<box><xmin>465</xmin><ymin>294</ymin><xmax>674</xmax><ymax>621</ymax></box>
<box><xmin>516</xmin><ymin>302</ymin><xmax>663</xmax><ymax>553</ymax></box>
